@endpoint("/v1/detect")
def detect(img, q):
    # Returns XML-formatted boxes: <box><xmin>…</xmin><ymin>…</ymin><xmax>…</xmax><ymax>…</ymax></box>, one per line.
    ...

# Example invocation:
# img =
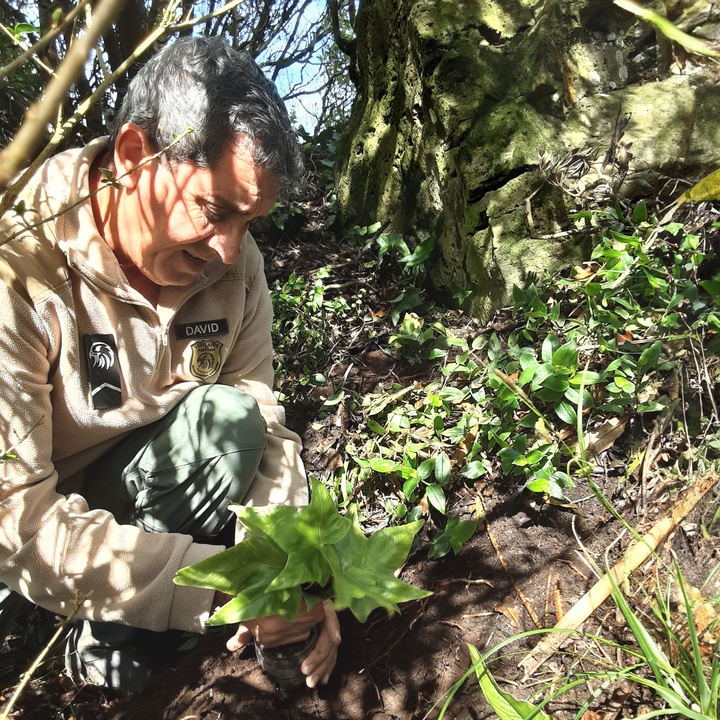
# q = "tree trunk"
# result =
<box><xmin>336</xmin><ymin>0</ymin><xmax>720</xmax><ymax>319</ymax></box>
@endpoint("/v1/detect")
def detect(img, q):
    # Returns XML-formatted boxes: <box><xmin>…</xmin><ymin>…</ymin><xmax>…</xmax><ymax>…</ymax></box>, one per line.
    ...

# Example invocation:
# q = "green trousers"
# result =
<box><xmin>82</xmin><ymin>383</ymin><xmax>267</xmax><ymax>538</ymax></box>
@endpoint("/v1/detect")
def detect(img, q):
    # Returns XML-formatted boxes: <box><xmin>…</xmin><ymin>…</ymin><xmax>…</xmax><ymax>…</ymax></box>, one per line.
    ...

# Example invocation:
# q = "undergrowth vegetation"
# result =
<box><xmin>267</xmin><ymin>155</ymin><xmax>720</xmax><ymax>717</ymax></box>
<box><xmin>271</xmin><ymin>200</ymin><xmax>719</xmax><ymax>558</ymax></box>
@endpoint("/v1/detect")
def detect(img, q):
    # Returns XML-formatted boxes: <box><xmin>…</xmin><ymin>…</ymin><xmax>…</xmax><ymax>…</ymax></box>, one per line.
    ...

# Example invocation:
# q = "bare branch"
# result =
<box><xmin>0</xmin><ymin>22</ymin><xmax>57</xmax><ymax>77</ymax></box>
<box><xmin>327</xmin><ymin>0</ymin><xmax>355</xmax><ymax>59</ymax></box>
<box><xmin>173</xmin><ymin>0</ymin><xmax>250</xmax><ymax>32</ymax></box>
<box><xmin>0</xmin><ymin>0</ymin><xmax>262</xmax><ymax>215</ymax></box>
<box><xmin>0</xmin><ymin>0</ymin><xmax>129</xmax><ymax>193</ymax></box>
<box><xmin>0</xmin><ymin>0</ymin><xmax>91</xmax><ymax>83</ymax></box>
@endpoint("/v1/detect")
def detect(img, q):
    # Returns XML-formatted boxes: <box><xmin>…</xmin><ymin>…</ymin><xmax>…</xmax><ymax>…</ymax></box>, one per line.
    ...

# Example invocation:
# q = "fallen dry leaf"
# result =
<box><xmin>495</xmin><ymin>597</ymin><xmax>521</xmax><ymax>628</ymax></box>
<box><xmin>572</xmin><ymin>263</ymin><xmax>599</xmax><ymax>280</ymax></box>
<box><xmin>585</xmin><ymin>416</ymin><xmax>629</xmax><ymax>458</ymax></box>
<box><xmin>418</xmin><ymin>493</ymin><xmax>430</xmax><ymax>515</ymax></box>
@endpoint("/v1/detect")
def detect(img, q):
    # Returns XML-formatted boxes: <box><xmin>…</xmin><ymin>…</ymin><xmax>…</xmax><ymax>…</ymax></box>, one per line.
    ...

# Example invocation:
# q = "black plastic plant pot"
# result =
<box><xmin>254</xmin><ymin>625</ymin><xmax>319</xmax><ymax>690</ymax></box>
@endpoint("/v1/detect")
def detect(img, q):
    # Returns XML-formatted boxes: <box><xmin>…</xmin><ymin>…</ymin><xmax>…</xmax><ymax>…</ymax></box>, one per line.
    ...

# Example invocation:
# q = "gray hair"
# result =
<box><xmin>110</xmin><ymin>36</ymin><xmax>304</xmax><ymax>196</ymax></box>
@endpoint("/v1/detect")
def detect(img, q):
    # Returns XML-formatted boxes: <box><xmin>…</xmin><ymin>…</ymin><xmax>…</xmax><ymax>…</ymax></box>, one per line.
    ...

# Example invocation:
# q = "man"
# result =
<box><xmin>0</xmin><ymin>36</ymin><xmax>340</xmax><ymax>694</ymax></box>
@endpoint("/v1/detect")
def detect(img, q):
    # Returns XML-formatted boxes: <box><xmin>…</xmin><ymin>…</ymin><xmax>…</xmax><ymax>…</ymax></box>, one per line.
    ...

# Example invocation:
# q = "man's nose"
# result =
<box><xmin>206</xmin><ymin>230</ymin><xmax>244</xmax><ymax>265</ymax></box>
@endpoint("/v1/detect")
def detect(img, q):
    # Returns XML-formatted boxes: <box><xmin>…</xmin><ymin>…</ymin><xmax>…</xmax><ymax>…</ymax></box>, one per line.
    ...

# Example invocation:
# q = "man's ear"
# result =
<box><xmin>113</xmin><ymin>123</ymin><xmax>155</xmax><ymax>189</ymax></box>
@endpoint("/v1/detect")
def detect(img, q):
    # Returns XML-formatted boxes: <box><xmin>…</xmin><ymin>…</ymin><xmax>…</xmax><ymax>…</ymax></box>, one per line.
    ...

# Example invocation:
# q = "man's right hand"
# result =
<box><xmin>222</xmin><ymin>597</ymin><xmax>341</xmax><ymax>688</ymax></box>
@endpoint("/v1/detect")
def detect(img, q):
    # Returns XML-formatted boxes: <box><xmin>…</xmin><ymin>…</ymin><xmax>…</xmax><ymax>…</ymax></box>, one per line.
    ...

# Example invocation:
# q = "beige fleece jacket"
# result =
<box><xmin>0</xmin><ymin>139</ymin><xmax>308</xmax><ymax>633</ymax></box>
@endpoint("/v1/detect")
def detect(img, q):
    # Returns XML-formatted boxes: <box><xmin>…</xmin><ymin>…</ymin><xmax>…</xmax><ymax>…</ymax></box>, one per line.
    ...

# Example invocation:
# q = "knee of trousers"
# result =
<box><xmin>185</xmin><ymin>385</ymin><xmax>267</xmax><ymax>454</ymax></box>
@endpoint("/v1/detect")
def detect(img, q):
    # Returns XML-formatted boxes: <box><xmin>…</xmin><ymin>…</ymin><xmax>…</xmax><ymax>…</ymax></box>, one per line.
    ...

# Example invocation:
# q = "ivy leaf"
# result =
<box><xmin>174</xmin><ymin>533</ymin><xmax>286</xmax><ymax>595</ymax></box>
<box><xmin>330</xmin><ymin>514</ymin><xmax>430</xmax><ymax>621</ymax></box>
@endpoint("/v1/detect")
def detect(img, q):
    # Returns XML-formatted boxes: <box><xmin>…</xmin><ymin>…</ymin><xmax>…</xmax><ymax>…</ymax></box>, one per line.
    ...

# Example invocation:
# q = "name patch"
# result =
<box><xmin>83</xmin><ymin>333</ymin><xmax>122</xmax><ymax>409</ymax></box>
<box><xmin>174</xmin><ymin>318</ymin><xmax>228</xmax><ymax>340</ymax></box>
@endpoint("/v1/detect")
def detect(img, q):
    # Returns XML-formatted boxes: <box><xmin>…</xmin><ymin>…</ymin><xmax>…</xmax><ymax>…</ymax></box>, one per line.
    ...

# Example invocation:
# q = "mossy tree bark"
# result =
<box><xmin>336</xmin><ymin>0</ymin><xmax>720</xmax><ymax>319</ymax></box>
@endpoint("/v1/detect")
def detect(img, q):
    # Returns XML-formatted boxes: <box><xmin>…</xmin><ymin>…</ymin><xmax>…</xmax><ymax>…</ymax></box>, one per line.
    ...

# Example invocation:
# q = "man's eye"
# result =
<box><xmin>202</xmin><ymin>203</ymin><xmax>227</xmax><ymax>223</ymax></box>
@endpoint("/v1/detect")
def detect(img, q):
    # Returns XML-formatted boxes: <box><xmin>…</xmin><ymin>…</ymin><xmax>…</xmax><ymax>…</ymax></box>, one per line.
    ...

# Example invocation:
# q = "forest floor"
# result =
<box><xmin>1</xmin><ymin>211</ymin><xmax>719</xmax><ymax>720</ymax></box>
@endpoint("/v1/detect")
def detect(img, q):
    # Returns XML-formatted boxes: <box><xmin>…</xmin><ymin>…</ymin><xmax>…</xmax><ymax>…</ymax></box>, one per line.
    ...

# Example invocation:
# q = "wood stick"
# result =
<box><xmin>518</xmin><ymin>470</ymin><xmax>717</xmax><ymax>678</ymax></box>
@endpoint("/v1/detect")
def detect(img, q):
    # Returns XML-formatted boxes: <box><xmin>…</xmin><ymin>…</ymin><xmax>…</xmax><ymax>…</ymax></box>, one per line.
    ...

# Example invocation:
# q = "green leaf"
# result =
<box><xmin>554</xmin><ymin>401</ymin><xmax>577</xmax><ymax>426</ymax></box>
<box><xmin>638</xmin><ymin>340</ymin><xmax>662</xmax><ymax>374</ymax></box>
<box><xmin>176</xmin><ymin>481</ymin><xmax>431</xmax><ymax>628</ymax></box>
<box><xmin>539</xmin><ymin>375</ymin><xmax>570</xmax><ymax>393</ymax></box>
<box><xmin>632</xmin><ymin>200</ymin><xmax>648</xmax><ymax>224</ymax></box>
<box><xmin>569</xmin><ymin>370</ymin><xmax>603</xmax><ymax>386</ymax></box>
<box><xmin>530</xmin><ymin>363</ymin><xmax>555</xmax><ymax>390</ymax></box>
<box><xmin>13</xmin><ymin>22</ymin><xmax>38</xmax><ymax>36</ymax></box>
<box><xmin>462</xmin><ymin>460</ymin><xmax>485</xmax><ymax>479</ymax></box>
<box><xmin>399</xmin><ymin>235</ymin><xmax>435</xmax><ymax>267</ymax></box>
<box><xmin>230</xmin><ymin>503</ymin><xmax>296</xmax><ymax>540</ymax></box>
<box><xmin>564</xmin><ymin>386</ymin><xmax>594</xmax><ymax>408</ymax></box>
<box><xmin>367</xmin><ymin>418</ymin><xmax>385</xmax><ymax>434</ymax></box>
<box><xmin>682</xmin><ymin>168</ymin><xmax>720</xmax><ymax>203</ymax></box>
<box><xmin>552</xmin><ymin>343</ymin><xmax>578</xmax><ymax>369</ymax></box>
<box><xmin>403</xmin><ymin>476</ymin><xmax>420</xmax><ymax>500</ymax></box>
<box><xmin>174</xmin><ymin>534</ymin><xmax>303</xmax><ymax>623</ymax></box>
<box><xmin>416</xmin><ymin>457</ymin><xmax>436</xmax><ymax>480</ymax></box>
<box><xmin>174</xmin><ymin>533</ymin><xmax>287</xmax><ymax>596</ymax></box>
<box><xmin>435</xmin><ymin>450</ymin><xmax>451</xmax><ymax>484</ymax></box>
<box><xmin>426</xmin><ymin>483</ymin><xmax>446</xmax><ymax>514</ymax></box>
<box><xmin>450</xmin><ymin>519</ymin><xmax>478</xmax><ymax>551</ymax></box>
<box><xmin>377</xmin><ymin>233</ymin><xmax>410</xmax><ymax>260</ymax></box>
<box><xmin>369</xmin><ymin>457</ymin><xmax>400</xmax><ymax>473</ymax></box>
<box><xmin>541</xmin><ymin>334</ymin><xmax>560</xmax><ymax>364</ymax></box>
<box><xmin>330</xmin><ymin>516</ymin><xmax>430</xmax><ymax>621</ymax></box>
<box><xmin>469</xmin><ymin>645</ymin><xmax>554</xmax><ymax>720</ymax></box>
<box><xmin>267</xmin><ymin>479</ymin><xmax>350</xmax><ymax>589</ymax></box>
<box><xmin>428</xmin><ymin>531</ymin><xmax>453</xmax><ymax>559</ymax></box>
<box><xmin>322</xmin><ymin>390</ymin><xmax>345</xmax><ymax>407</ymax></box>
<box><xmin>207</xmin><ymin>584</ymin><xmax>301</xmax><ymax>625</ymax></box>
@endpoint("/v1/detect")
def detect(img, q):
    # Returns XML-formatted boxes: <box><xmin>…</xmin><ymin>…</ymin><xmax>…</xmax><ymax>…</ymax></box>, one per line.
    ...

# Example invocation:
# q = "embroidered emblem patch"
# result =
<box><xmin>190</xmin><ymin>340</ymin><xmax>222</xmax><ymax>379</ymax></box>
<box><xmin>83</xmin><ymin>333</ymin><xmax>122</xmax><ymax>409</ymax></box>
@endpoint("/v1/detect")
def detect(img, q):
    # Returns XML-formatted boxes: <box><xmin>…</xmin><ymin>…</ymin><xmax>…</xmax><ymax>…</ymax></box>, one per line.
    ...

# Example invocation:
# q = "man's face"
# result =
<box><xmin>121</xmin><ymin>138</ymin><xmax>279</xmax><ymax>288</ymax></box>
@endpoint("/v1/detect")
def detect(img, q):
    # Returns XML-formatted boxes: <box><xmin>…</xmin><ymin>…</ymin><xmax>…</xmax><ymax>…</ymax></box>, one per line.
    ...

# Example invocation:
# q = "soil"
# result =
<box><xmin>85</xmin><ymin>481</ymin><xmax>720</xmax><ymax>720</ymax></box>
<box><xmin>2</xmin><ymin>224</ymin><xmax>719</xmax><ymax>720</ymax></box>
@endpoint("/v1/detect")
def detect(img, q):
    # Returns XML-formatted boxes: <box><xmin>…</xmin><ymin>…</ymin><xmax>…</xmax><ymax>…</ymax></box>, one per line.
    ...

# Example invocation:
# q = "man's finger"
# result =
<box><xmin>226</xmin><ymin>623</ymin><xmax>254</xmax><ymax>652</ymax></box>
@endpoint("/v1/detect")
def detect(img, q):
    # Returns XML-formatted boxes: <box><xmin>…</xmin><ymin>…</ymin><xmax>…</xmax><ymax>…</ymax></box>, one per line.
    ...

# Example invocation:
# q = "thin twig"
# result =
<box><xmin>0</xmin><ymin>23</ymin><xmax>56</xmax><ymax>77</ymax></box>
<box><xmin>1</xmin><ymin>128</ymin><xmax>193</xmax><ymax>246</ymax></box>
<box><xmin>0</xmin><ymin>0</ymin><xmax>183</xmax><ymax>217</ymax></box>
<box><xmin>0</xmin><ymin>0</ymin><xmax>91</xmax><ymax>83</ymax></box>
<box><xmin>1</xmin><ymin>595</ymin><xmax>88</xmax><ymax>720</ymax></box>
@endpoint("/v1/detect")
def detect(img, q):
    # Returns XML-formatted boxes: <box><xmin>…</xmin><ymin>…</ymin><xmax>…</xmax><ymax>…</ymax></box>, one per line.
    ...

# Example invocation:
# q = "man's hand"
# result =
<box><xmin>223</xmin><ymin>598</ymin><xmax>341</xmax><ymax>688</ymax></box>
<box><xmin>299</xmin><ymin>601</ymin><xmax>341</xmax><ymax>688</ymax></box>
